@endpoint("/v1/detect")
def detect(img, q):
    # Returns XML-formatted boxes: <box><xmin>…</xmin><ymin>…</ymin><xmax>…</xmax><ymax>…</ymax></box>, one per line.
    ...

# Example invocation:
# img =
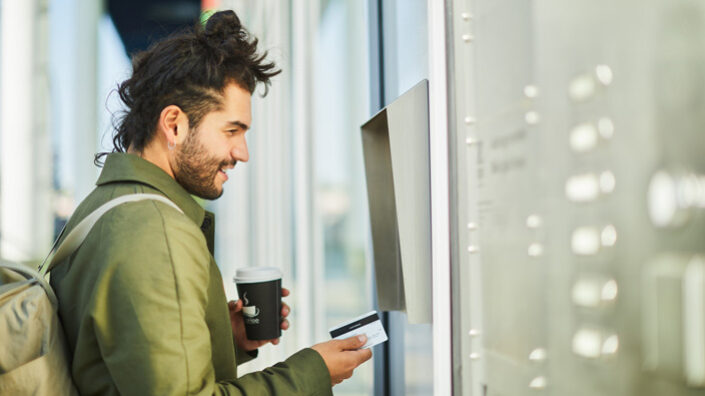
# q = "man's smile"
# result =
<box><xmin>218</xmin><ymin>168</ymin><xmax>229</xmax><ymax>181</ymax></box>
<box><xmin>218</xmin><ymin>162</ymin><xmax>236</xmax><ymax>181</ymax></box>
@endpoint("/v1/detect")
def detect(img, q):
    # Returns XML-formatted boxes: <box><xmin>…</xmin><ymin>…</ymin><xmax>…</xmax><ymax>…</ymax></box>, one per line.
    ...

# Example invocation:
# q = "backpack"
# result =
<box><xmin>0</xmin><ymin>194</ymin><xmax>182</xmax><ymax>395</ymax></box>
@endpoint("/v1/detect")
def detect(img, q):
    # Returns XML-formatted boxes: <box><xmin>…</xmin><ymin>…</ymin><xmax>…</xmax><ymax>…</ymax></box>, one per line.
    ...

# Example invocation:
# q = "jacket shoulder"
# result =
<box><xmin>98</xmin><ymin>199</ymin><xmax>207</xmax><ymax>254</ymax></box>
<box><xmin>67</xmin><ymin>196</ymin><xmax>210</xmax><ymax>282</ymax></box>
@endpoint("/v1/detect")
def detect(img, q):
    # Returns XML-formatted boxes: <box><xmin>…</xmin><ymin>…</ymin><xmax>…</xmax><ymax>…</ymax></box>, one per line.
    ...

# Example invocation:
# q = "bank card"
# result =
<box><xmin>328</xmin><ymin>310</ymin><xmax>388</xmax><ymax>349</ymax></box>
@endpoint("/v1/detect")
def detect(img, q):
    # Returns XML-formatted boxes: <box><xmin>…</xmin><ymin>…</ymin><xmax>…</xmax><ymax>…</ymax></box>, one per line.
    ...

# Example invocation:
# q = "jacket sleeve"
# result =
<box><xmin>88</xmin><ymin>203</ymin><xmax>333</xmax><ymax>396</ymax></box>
<box><xmin>235</xmin><ymin>345</ymin><xmax>258</xmax><ymax>365</ymax></box>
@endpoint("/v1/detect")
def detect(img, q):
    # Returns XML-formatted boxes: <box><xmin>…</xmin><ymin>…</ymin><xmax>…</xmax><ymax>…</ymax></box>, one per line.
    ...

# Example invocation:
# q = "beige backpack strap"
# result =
<box><xmin>38</xmin><ymin>193</ymin><xmax>183</xmax><ymax>276</ymax></box>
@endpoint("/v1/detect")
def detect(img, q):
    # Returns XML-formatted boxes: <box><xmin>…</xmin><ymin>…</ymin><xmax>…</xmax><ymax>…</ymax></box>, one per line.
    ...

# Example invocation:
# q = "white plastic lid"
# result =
<box><xmin>233</xmin><ymin>266</ymin><xmax>282</xmax><ymax>284</ymax></box>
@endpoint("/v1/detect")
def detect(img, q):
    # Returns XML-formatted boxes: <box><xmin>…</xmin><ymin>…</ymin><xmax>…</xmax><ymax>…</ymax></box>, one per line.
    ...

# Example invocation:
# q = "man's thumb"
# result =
<box><xmin>340</xmin><ymin>335</ymin><xmax>367</xmax><ymax>350</ymax></box>
<box><xmin>230</xmin><ymin>299</ymin><xmax>243</xmax><ymax>312</ymax></box>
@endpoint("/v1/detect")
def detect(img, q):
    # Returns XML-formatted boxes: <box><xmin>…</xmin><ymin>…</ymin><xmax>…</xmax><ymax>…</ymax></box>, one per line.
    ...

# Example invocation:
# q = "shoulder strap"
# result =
<box><xmin>1</xmin><ymin>261</ymin><xmax>60</xmax><ymax>308</ymax></box>
<box><xmin>39</xmin><ymin>193</ymin><xmax>183</xmax><ymax>276</ymax></box>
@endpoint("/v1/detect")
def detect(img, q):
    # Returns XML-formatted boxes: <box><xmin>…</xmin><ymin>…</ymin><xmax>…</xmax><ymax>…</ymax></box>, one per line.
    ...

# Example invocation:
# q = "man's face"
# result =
<box><xmin>173</xmin><ymin>83</ymin><xmax>252</xmax><ymax>199</ymax></box>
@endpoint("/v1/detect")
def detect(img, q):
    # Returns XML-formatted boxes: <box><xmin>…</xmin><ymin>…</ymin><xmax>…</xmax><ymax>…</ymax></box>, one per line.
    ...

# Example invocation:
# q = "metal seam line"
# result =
<box><xmin>428</xmin><ymin>0</ymin><xmax>453</xmax><ymax>394</ymax></box>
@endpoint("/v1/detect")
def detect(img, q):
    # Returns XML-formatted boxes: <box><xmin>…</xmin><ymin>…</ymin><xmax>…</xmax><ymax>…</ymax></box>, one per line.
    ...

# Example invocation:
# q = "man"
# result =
<box><xmin>50</xmin><ymin>10</ymin><xmax>371</xmax><ymax>395</ymax></box>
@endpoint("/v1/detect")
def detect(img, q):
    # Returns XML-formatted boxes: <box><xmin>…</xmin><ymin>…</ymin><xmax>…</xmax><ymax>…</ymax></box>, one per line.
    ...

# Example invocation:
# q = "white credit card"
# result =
<box><xmin>328</xmin><ymin>310</ymin><xmax>388</xmax><ymax>349</ymax></box>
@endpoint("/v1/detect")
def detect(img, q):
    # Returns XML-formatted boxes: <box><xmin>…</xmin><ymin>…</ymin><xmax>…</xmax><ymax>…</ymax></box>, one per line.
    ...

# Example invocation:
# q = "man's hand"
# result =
<box><xmin>229</xmin><ymin>288</ymin><xmax>290</xmax><ymax>351</ymax></box>
<box><xmin>311</xmin><ymin>336</ymin><xmax>373</xmax><ymax>386</ymax></box>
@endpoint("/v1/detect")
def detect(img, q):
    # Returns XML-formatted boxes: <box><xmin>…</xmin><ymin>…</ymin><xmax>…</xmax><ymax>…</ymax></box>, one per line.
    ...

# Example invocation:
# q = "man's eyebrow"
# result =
<box><xmin>226</xmin><ymin>120</ymin><xmax>250</xmax><ymax>130</ymax></box>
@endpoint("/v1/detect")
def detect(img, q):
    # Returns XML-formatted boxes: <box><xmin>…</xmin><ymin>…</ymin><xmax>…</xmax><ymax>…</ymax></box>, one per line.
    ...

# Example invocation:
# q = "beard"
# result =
<box><xmin>173</xmin><ymin>129</ymin><xmax>233</xmax><ymax>200</ymax></box>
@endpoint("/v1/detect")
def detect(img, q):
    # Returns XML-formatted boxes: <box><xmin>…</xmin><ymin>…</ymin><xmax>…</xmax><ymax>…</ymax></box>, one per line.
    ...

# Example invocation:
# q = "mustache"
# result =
<box><xmin>219</xmin><ymin>160</ymin><xmax>237</xmax><ymax>168</ymax></box>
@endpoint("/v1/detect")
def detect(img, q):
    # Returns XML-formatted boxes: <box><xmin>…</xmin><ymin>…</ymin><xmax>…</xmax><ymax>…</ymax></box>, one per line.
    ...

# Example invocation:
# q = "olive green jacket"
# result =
<box><xmin>50</xmin><ymin>153</ymin><xmax>332</xmax><ymax>396</ymax></box>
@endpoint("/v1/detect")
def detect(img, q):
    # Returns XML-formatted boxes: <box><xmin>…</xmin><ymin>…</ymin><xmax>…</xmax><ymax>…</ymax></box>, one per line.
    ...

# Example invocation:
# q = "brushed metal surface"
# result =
<box><xmin>449</xmin><ymin>0</ymin><xmax>705</xmax><ymax>395</ymax></box>
<box><xmin>361</xmin><ymin>80</ymin><xmax>433</xmax><ymax>323</ymax></box>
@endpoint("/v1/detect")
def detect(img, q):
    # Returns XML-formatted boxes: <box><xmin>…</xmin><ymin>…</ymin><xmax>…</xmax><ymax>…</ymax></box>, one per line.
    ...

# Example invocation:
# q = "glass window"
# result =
<box><xmin>314</xmin><ymin>1</ymin><xmax>374</xmax><ymax>394</ymax></box>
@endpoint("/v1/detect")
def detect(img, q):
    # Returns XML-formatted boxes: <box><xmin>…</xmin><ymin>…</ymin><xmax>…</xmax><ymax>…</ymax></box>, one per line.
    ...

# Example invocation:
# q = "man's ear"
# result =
<box><xmin>158</xmin><ymin>105</ymin><xmax>189</xmax><ymax>146</ymax></box>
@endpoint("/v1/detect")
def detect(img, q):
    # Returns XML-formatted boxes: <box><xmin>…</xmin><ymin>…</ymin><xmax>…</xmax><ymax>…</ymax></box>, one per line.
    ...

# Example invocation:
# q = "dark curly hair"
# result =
<box><xmin>95</xmin><ymin>10</ymin><xmax>280</xmax><ymax>165</ymax></box>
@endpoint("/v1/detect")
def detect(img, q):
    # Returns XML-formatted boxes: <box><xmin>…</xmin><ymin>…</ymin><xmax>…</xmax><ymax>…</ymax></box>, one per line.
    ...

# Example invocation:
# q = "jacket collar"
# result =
<box><xmin>96</xmin><ymin>153</ymin><xmax>206</xmax><ymax>227</ymax></box>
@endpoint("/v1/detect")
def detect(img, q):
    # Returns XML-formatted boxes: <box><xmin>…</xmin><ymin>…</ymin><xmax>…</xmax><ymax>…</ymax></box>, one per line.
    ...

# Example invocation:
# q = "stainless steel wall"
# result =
<box><xmin>449</xmin><ymin>0</ymin><xmax>705</xmax><ymax>395</ymax></box>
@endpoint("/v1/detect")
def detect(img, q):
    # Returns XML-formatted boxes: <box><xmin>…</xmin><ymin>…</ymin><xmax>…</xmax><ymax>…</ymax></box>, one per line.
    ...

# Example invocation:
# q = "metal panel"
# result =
<box><xmin>387</xmin><ymin>80</ymin><xmax>432</xmax><ymax>324</ymax></box>
<box><xmin>361</xmin><ymin>80</ymin><xmax>433</xmax><ymax>324</ymax></box>
<box><xmin>362</xmin><ymin>109</ymin><xmax>406</xmax><ymax>313</ymax></box>
<box><xmin>449</xmin><ymin>0</ymin><xmax>705</xmax><ymax>395</ymax></box>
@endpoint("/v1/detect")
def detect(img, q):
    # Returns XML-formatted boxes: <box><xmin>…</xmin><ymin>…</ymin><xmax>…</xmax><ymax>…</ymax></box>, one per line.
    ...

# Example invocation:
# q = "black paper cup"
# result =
<box><xmin>234</xmin><ymin>267</ymin><xmax>283</xmax><ymax>340</ymax></box>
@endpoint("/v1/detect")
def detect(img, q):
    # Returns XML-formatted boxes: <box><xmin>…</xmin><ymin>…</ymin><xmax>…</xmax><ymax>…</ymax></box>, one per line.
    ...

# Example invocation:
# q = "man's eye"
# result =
<box><xmin>227</xmin><ymin>129</ymin><xmax>239</xmax><ymax>134</ymax></box>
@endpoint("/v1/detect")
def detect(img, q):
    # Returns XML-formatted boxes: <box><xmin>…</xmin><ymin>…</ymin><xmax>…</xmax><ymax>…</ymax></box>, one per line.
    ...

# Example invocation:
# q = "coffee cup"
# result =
<box><xmin>234</xmin><ymin>266</ymin><xmax>282</xmax><ymax>340</ymax></box>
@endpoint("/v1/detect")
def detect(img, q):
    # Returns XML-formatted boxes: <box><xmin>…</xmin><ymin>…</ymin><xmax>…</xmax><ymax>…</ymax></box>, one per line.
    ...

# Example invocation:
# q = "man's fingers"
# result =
<box><xmin>228</xmin><ymin>300</ymin><xmax>243</xmax><ymax>313</ymax></box>
<box><xmin>281</xmin><ymin>288</ymin><xmax>290</xmax><ymax>297</ymax></box>
<box><xmin>352</xmin><ymin>348</ymin><xmax>373</xmax><ymax>364</ymax></box>
<box><xmin>338</xmin><ymin>335</ymin><xmax>367</xmax><ymax>350</ymax></box>
<box><xmin>281</xmin><ymin>319</ymin><xmax>290</xmax><ymax>330</ymax></box>
<box><xmin>281</xmin><ymin>303</ymin><xmax>290</xmax><ymax>317</ymax></box>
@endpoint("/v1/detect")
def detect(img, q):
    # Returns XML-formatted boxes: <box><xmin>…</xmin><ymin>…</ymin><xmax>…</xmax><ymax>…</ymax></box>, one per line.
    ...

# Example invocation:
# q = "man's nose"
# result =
<box><xmin>231</xmin><ymin>138</ymin><xmax>249</xmax><ymax>163</ymax></box>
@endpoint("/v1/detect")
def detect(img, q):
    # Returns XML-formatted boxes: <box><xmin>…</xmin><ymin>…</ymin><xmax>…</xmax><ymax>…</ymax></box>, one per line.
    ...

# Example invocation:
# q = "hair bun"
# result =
<box><xmin>204</xmin><ymin>10</ymin><xmax>245</xmax><ymax>44</ymax></box>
